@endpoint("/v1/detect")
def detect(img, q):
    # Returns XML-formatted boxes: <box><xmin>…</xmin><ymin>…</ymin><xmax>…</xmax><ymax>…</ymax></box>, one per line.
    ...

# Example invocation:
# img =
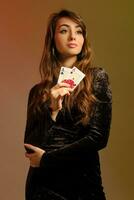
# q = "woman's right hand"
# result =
<box><xmin>49</xmin><ymin>82</ymin><xmax>73</xmax><ymax>112</ymax></box>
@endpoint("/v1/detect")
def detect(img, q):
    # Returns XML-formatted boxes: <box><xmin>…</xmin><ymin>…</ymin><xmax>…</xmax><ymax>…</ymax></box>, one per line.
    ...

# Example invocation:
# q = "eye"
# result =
<box><xmin>76</xmin><ymin>30</ymin><xmax>83</xmax><ymax>34</ymax></box>
<box><xmin>60</xmin><ymin>29</ymin><xmax>68</xmax><ymax>34</ymax></box>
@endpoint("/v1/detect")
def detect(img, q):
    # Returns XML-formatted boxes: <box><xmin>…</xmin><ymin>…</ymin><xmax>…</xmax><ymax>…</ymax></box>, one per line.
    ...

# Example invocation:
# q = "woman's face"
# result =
<box><xmin>54</xmin><ymin>17</ymin><xmax>84</xmax><ymax>60</ymax></box>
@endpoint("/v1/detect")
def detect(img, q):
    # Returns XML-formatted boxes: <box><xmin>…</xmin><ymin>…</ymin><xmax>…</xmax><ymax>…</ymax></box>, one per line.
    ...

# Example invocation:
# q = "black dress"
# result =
<box><xmin>24</xmin><ymin>67</ymin><xmax>112</xmax><ymax>200</ymax></box>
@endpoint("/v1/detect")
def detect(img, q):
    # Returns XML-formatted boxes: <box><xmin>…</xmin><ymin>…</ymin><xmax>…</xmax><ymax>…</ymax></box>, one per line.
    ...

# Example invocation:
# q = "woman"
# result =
<box><xmin>24</xmin><ymin>9</ymin><xmax>112</xmax><ymax>200</ymax></box>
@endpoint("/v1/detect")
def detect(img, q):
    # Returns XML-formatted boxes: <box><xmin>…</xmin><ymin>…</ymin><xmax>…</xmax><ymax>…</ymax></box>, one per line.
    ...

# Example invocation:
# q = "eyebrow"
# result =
<box><xmin>58</xmin><ymin>24</ymin><xmax>82</xmax><ymax>29</ymax></box>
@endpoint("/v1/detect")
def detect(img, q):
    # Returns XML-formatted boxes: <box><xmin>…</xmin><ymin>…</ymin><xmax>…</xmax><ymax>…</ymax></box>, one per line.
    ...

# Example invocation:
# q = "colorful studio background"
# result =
<box><xmin>0</xmin><ymin>0</ymin><xmax>133</xmax><ymax>199</ymax></box>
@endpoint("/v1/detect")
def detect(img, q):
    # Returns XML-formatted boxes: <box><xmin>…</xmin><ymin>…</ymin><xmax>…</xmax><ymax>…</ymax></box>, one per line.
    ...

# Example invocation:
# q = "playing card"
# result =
<box><xmin>70</xmin><ymin>66</ymin><xmax>85</xmax><ymax>88</ymax></box>
<box><xmin>57</xmin><ymin>66</ymin><xmax>85</xmax><ymax>89</ymax></box>
<box><xmin>57</xmin><ymin>67</ymin><xmax>65</xmax><ymax>83</ymax></box>
<box><xmin>57</xmin><ymin>67</ymin><xmax>72</xmax><ymax>83</ymax></box>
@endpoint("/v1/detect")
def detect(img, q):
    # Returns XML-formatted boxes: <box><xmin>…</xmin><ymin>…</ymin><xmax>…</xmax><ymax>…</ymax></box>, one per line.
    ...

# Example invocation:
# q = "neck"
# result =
<box><xmin>59</xmin><ymin>55</ymin><xmax>77</xmax><ymax>68</ymax></box>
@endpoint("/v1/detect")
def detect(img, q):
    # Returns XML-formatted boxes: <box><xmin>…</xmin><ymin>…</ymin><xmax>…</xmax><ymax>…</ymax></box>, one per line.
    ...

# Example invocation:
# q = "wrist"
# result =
<box><xmin>48</xmin><ymin>106</ymin><xmax>59</xmax><ymax>122</ymax></box>
<box><xmin>51</xmin><ymin>110</ymin><xmax>59</xmax><ymax>122</ymax></box>
<box><xmin>49</xmin><ymin>106</ymin><xmax>59</xmax><ymax>113</ymax></box>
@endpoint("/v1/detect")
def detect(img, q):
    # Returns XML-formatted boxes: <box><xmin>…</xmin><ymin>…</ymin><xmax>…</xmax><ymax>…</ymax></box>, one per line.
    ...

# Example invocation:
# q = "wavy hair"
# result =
<box><xmin>29</xmin><ymin>9</ymin><xmax>95</xmax><ymax>125</ymax></box>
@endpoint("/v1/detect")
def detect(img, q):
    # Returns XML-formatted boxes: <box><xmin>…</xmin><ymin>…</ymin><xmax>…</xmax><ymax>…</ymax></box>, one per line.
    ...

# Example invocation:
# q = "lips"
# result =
<box><xmin>67</xmin><ymin>43</ymin><xmax>78</xmax><ymax>48</ymax></box>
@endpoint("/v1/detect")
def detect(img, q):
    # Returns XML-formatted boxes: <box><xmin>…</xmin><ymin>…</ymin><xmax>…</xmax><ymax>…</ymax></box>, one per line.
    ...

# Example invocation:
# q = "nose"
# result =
<box><xmin>69</xmin><ymin>30</ymin><xmax>76</xmax><ymax>41</ymax></box>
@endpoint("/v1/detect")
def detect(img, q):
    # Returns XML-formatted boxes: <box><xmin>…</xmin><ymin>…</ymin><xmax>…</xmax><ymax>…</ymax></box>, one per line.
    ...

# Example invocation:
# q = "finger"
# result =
<box><xmin>56</xmin><ymin>96</ymin><xmax>62</xmax><ymax>109</ymax></box>
<box><xmin>50</xmin><ymin>84</ymin><xmax>73</xmax><ymax>99</ymax></box>
<box><xmin>24</xmin><ymin>143</ymin><xmax>37</xmax><ymax>152</ymax></box>
<box><xmin>58</xmin><ymin>87</ymin><xmax>72</xmax><ymax>97</ymax></box>
<box><xmin>53</xmin><ymin>82</ymin><xmax>71</xmax><ymax>89</ymax></box>
<box><xmin>67</xmin><ymin>87</ymin><xmax>74</xmax><ymax>93</ymax></box>
<box><xmin>25</xmin><ymin>152</ymin><xmax>32</xmax><ymax>158</ymax></box>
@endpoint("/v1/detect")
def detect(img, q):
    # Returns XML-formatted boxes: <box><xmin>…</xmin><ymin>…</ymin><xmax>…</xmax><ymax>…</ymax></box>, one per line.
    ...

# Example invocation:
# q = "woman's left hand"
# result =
<box><xmin>24</xmin><ymin>144</ymin><xmax>45</xmax><ymax>168</ymax></box>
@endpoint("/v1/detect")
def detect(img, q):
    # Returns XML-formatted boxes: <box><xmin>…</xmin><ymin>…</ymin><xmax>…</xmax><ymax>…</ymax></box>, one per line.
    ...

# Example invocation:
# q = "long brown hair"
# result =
<box><xmin>29</xmin><ymin>9</ymin><xmax>95</xmax><ymax>125</ymax></box>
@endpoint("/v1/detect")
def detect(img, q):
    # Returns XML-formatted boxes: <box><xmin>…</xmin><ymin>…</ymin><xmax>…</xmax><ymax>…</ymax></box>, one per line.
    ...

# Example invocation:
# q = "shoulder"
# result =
<box><xmin>29</xmin><ymin>83</ymin><xmax>40</xmax><ymax>96</ymax></box>
<box><xmin>90</xmin><ymin>67</ymin><xmax>112</xmax><ymax>102</ymax></box>
<box><xmin>27</xmin><ymin>83</ymin><xmax>42</xmax><ymax>103</ymax></box>
<box><xmin>90</xmin><ymin>67</ymin><xmax>110</xmax><ymax>82</ymax></box>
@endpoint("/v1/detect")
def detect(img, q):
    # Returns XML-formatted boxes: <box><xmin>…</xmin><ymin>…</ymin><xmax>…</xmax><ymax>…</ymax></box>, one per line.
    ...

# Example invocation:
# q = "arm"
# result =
<box><xmin>40</xmin><ymin>68</ymin><xmax>112</xmax><ymax>168</ymax></box>
<box><xmin>24</xmin><ymin>84</ymin><xmax>55</xmax><ymax>148</ymax></box>
<box><xmin>24</xmin><ymin>82</ymin><xmax>73</xmax><ymax>146</ymax></box>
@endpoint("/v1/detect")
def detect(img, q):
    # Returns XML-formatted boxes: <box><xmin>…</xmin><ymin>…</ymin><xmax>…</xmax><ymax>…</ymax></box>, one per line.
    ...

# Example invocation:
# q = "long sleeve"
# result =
<box><xmin>40</xmin><ymin>68</ymin><xmax>112</xmax><ymax>168</ymax></box>
<box><xmin>24</xmin><ymin>84</ymin><xmax>55</xmax><ymax>148</ymax></box>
